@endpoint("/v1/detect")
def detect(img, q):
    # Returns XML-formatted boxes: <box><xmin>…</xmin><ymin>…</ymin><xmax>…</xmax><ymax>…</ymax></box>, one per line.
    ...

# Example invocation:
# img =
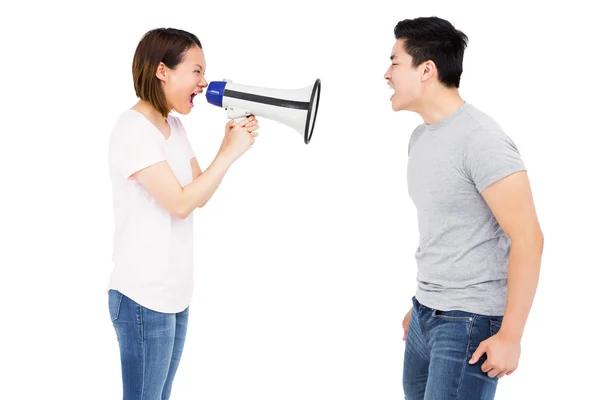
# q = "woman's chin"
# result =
<box><xmin>172</xmin><ymin>104</ymin><xmax>192</xmax><ymax>115</ymax></box>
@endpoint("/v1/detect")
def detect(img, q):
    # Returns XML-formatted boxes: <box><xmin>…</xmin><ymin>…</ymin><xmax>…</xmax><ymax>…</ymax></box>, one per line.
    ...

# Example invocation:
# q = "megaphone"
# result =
<box><xmin>205</xmin><ymin>79</ymin><xmax>321</xmax><ymax>144</ymax></box>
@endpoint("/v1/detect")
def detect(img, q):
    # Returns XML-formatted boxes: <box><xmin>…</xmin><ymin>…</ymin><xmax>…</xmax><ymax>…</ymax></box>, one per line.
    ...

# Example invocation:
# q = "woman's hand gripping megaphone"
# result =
<box><xmin>217</xmin><ymin>115</ymin><xmax>260</xmax><ymax>163</ymax></box>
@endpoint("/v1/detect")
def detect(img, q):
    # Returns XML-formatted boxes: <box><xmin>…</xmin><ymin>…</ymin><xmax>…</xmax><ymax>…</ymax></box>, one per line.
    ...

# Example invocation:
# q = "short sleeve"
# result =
<box><xmin>109</xmin><ymin>116</ymin><xmax>166</xmax><ymax>179</ymax></box>
<box><xmin>463</xmin><ymin>127</ymin><xmax>526</xmax><ymax>193</ymax></box>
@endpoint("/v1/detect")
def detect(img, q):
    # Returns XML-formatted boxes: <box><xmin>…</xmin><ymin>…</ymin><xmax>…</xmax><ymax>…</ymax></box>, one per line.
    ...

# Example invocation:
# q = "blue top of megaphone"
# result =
<box><xmin>206</xmin><ymin>81</ymin><xmax>227</xmax><ymax>108</ymax></box>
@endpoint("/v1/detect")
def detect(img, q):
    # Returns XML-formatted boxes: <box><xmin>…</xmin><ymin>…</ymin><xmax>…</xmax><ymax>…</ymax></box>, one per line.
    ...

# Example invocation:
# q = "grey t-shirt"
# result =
<box><xmin>407</xmin><ymin>102</ymin><xmax>526</xmax><ymax>316</ymax></box>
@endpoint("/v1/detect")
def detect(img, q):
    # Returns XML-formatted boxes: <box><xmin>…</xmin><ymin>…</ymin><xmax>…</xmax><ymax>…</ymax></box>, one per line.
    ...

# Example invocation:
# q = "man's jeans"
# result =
<box><xmin>108</xmin><ymin>289</ymin><xmax>189</xmax><ymax>400</ymax></box>
<box><xmin>403</xmin><ymin>296</ymin><xmax>503</xmax><ymax>400</ymax></box>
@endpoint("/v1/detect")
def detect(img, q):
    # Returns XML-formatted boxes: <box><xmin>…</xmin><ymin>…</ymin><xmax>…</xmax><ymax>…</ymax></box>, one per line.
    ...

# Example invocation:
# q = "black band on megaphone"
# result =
<box><xmin>223</xmin><ymin>89</ymin><xmax>310</xmax><ymax>110</ymax></box>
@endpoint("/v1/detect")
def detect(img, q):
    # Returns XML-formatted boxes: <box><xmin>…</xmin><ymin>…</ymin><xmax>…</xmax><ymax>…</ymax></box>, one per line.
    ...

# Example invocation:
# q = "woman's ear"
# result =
<box><xmin>156</xmin><ymin>62</ymin><xmax>168</xmax><ymax>82</ymax></box>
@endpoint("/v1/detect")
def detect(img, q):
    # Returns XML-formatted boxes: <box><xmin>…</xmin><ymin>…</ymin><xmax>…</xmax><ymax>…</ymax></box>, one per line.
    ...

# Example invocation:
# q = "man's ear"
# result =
<box><xmin>156</xmin><ymin>62</ymin><xmax>168</xmax><ymax>82</ymax></box>
<box><xmin>421</xmin><ymin>60</ymin><xmax>436</xmax><ymax>82</ymax></box>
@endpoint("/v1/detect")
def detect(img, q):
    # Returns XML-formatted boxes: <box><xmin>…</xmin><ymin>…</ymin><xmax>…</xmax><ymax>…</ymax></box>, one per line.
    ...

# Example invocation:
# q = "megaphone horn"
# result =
<box><xmin>205</xmin><ymin>79</ymin><xmax>321</xmax><ymax>144</ymax></box>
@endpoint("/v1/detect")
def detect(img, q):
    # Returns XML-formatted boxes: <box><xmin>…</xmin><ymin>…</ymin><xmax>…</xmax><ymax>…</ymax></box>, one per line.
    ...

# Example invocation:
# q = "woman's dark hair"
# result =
<box><xmin>132</xmin><ymin>28</ymin><xmax>202</xmax><ymax>118</ymax></box>
<box><xmin>394</xmin><ymin>17</ymin><xmax>468</xmax><ymax>88</ymax></box>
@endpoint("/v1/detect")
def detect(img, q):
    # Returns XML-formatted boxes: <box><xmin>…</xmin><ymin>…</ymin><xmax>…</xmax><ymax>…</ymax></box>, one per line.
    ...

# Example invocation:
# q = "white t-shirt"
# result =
<box><xmin>107</xmin><ymin>109</ymin><xmax>196</xmax><ymax>313</ymax></box>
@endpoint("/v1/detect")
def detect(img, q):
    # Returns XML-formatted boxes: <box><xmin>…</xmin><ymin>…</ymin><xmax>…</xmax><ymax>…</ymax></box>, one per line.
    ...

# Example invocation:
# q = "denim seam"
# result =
<box><xmin>417</xmin><ymin>305</ymin><xmax>430</xmax><ymax>353</ymax></box>
<box><xmin>139</xmin><ymin>305</ymin><xmax>145</xmax><ymax>399</ymax></box>
<box><xmin>116</xmin><ymin>293</ymin><xmax>123</xmax><ymax>320</ymax></box>
<box><xmin>456</xmin><ymin>315</ymin><xmax>475</xmax><ymax>399</ymax></box>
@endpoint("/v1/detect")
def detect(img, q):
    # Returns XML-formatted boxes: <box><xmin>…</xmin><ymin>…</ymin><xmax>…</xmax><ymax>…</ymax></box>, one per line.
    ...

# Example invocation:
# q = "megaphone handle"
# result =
<box><xmin>227</xmin><ymin>106</ymin><xmax>252</xmax><ymax>121</ymax></box>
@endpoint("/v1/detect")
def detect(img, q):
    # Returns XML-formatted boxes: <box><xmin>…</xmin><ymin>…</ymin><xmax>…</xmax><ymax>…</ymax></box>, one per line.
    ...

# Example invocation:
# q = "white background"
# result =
<box><xmin>2</xmin><ymin>0</ymin><xmax>598</xmax><ymax>399</ymax></box>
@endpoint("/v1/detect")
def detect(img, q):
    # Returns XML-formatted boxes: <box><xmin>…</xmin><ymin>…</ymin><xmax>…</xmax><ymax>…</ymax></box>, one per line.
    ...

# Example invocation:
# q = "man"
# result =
<box><xmin>384</xmin><ymin>16</ymin><xmax>544</xmax><ymax>399</ymax></box>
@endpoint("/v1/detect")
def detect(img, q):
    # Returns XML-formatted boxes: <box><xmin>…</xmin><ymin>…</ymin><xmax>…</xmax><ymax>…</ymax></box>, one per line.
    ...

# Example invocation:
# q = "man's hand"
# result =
<box><xmin>402</xmin><ymin>307</ymin><xmax>412</xmax><ymax>340</ymax></box>
<box><xmin>469</xmin><ymin>330</ymin><xmax>521</xmax><ymax>379</ymax></box>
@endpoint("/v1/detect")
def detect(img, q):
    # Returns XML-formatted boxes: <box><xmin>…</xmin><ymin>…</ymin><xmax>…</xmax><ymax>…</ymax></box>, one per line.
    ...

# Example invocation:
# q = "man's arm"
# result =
<box><xmin>481</xmin><ymin>170</ymin><xmax>544</xmax><ymax>341</ymax></box>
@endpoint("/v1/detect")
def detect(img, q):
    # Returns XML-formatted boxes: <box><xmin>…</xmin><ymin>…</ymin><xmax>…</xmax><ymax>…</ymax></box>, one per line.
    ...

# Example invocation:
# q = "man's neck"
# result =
<box><xmin>414</xmin><ymin>87</ymin><xmax>465</xmax><ymax>126</ymax></box>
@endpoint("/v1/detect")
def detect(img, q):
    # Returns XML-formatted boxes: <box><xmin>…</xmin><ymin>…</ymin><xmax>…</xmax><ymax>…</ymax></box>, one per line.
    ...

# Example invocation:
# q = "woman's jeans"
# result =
<box><xmin>403</xmin><ymin>296</ymin><xmax>504</xmax><ymax>400</ymax></box>
<box><xmin>108</xmin><ymin>289</ymin><xmax>189</xmax><ymax>400</ymax></box>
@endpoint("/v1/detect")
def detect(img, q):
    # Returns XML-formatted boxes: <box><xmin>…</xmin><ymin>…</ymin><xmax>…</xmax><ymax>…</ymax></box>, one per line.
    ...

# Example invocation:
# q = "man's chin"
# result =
<box><xmin>391</xmin><ymin>98</ymin><xmax>412</xmax><ymax>112</ymax></box>
<box><xmin>391</xmin><ymin>102</ymin><xmax>404</xmax><ymax>112</ymax></box>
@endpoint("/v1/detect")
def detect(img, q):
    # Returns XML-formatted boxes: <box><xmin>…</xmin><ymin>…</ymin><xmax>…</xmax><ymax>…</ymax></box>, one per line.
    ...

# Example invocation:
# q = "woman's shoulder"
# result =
<box><xmin>109</xmin><ymin>109</ymin><xmax>144</xmax><ymax>135</ymax></box>
<box><xmin>108</xmin><ymin>110</ymin><xmax>158</xmax><ymax>153</ymax></box>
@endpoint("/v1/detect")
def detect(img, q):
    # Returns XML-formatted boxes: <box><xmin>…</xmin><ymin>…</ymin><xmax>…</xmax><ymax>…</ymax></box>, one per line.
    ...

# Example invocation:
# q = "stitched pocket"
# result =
<box><xmin>432</xmin><ymin>309</ymin><xmax>473</xmax><ymax>322</ymax></box>
<box><xmin>108</xmin><ymin>290</ymin><xmax>123</xmax><ymax>322</ymax></box>
<box><xmin>490</xmin><ymin>319</ymin><xmax>502</xmax><ymax>336</ymax></box>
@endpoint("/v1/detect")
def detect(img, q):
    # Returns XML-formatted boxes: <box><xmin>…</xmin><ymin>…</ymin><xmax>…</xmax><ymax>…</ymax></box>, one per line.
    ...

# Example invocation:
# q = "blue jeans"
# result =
<box><xmin>108</xmin><ymin>290</ymin><xmax>189</xmax><ymax>400</ymax></box>
<box><xmin>403</xmin><ymin>296</ymin><xmax>503</xmax><ymax>400</ymax></box>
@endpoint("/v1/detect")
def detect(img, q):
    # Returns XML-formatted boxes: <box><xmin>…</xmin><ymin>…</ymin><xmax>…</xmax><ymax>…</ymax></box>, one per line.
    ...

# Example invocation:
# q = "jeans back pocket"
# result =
<box><xmin>108</xmin><ymin>290</ymin><xmax>123</xmax><ymax>322</ymax></box>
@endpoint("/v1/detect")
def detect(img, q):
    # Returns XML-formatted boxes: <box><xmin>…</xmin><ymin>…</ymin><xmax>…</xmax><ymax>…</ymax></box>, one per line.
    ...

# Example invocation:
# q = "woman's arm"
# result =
<box><xmin>134</xmin><ymin>153</ymin><xmax>233</xmax><ymax>219</ymax></box>
<box><xmin>132</xmin><ymin>117</ymin><xmax>258</xmax><ymax>219</ymax></box>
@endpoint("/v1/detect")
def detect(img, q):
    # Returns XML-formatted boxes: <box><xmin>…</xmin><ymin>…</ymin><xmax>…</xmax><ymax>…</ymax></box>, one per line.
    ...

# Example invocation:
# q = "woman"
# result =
<box><xmin>107</xmin><ymin>27</ymin><xmax>259</xmax><ymax>399</ymax></box>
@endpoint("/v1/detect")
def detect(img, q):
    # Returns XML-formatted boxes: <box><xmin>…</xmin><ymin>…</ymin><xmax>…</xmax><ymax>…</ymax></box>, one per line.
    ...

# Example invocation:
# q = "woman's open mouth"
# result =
<box><xmin>189</xmin><ymin>92</ymin><xmax>201</xmax><ymax>107</ymax></box>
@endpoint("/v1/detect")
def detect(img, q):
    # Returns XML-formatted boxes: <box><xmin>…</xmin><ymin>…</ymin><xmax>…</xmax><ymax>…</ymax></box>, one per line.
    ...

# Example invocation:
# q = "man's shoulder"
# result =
<box><xmin>462</xmin><ymin>103</ymin><xmax>504</xmax><ymax>133</ymax></box>
<box><xmin>460</xmin><ymin>104</ymin><xmax>520</xmax><ymax>152</ymax></box>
